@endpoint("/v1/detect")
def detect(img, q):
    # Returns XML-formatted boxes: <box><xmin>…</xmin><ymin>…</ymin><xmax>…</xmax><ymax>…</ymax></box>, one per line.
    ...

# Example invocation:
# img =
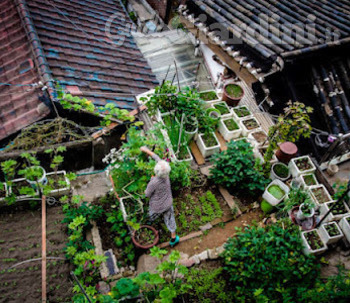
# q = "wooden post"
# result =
<box><xmin>42</xmin><ymin>195</ymin><xmax>47</xmax><ymax>303</ymax></box>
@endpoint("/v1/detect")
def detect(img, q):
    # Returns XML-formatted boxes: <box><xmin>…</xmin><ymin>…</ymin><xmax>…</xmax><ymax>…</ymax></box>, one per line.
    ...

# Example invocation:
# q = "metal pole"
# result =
<box><xmin>316</xmin><ymin>179</ymin><xmax>350</xmax><ymax>228</ymax></box>
<box><xmin>70</xmin><ymin>271</ymin><xmax>92</xmax><ymax>303</ymax></box>
<box><xmin>42</xmin><ymin>195</ymin><xmax>47</xmax><ymax>303</ymax></box>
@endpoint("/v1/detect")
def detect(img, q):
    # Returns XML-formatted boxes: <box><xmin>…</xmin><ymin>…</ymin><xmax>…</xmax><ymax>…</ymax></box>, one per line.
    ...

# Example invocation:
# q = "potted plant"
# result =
<box><xmin>206</xmin><ymin>107</ymin><xmax>221</xmax><ymax>123</ymax></box>
<box><xmin>184</xmin><ymin>116</ymin><xmax>198</xmax><ymax>141</ymax></box>
<box><xmin>45</xmin><ymin>171</ymin><xmax>71</xmax><ymax>197</ymax></box>
<box><xmin>240</xmin><ymin>117</ymin><xmax>261</xmax><ymax>136</ymax></box>
<box><xmin>339</xmin><ymin>215</ymin><xmax>350</xmax><ymax>243</ymax></box>
<box><xmin>199</xmin><ymin>90</ymin><xmax>219</xmax><ymax>103</ymax></box>
<box><xmin>318</xmin><ymin>222</ymin><xmax>343</xmax><ymax>245</ymax></box>
<box><xmin>196</xmin><ymin>132</ymin><xmax>221</xmax><ymax>158</ymax></box>
<box><xmin>9</xmin><ymin>178</ymin><xmax>39</xmax><ymax>200</ymax></box>
<box><xmin>232</xmin><ymin>105</ymin><xmax>252</xmax><ymax>121</ymax></box>
<box><xmin>296</xmin><ymin>200</ymin><xmax>315</xmax><ymax>220</ymax></box>
<box><xmin>248</xmin><ymin>130</ymin><xmax>268</xmax><ymax>148</ymax></box>
<box><xmin>299</xmin><ymin>174</ymin><xmax>318</xmax><ymax>188</ymax></box>
<box><xmin>320</xmin><ymin>201</ymin><xmax>350</xmax><ymax>221</ymax></box>
<box><xmin>301</xmin><ymin>229</ymin><xmax>328</xmax><ymax>255</ymax></box>
<box><xmin>270</xmin><ymin>162</ymin><xmax>290</xmax><ymax>181</ymax></box>
<box><xmin>218</xmin><ymin>117</ymin><xmax>242</xmax><ymax>140</ymax></box>
<box><xmin>308</xmin><ymin>185</ymin><xmax>332</xmax><ymax>205</ymax></box>
<box><xmin>255</xmin><ymin>146</ymin><xmax>277</xmax><ymax>164</ymax></box>
<box><xmin>212</xmin><ymin>102</ymin><xmax>232</xmax><ymax>118</ymax></box>
<box><xmin>262</xmin><ymin>179</ymin><xmax>290</xmax><ymax>207</ymax></box>
<box><xmin>131</xmin><ymin>224</ymin><xmax>159</xmax><ymax>249</ymax></box>
<box><xmin>278</xmin><ymin>187</ymin><xmax>312</xmax><ymax>217</ymax></box>
<box><xmin>222</xmin><ymin>83</ymin><xmax>244</xmax><ymax>106</ymax></box>
<box><xmin>120</xmin><ymin>196</ymin><xmax>144</xmax><ymax>222</ymax></box>
<box><xmin>289</xmin><ymin>156</ymin><xmax>316</xmax><ymax>178</ymax></box>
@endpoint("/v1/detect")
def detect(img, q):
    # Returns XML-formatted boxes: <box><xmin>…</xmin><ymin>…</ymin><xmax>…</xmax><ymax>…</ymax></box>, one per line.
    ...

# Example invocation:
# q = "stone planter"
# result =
<box><xmin>120</xmin><ymin>196</ymin><xmax>144</xmax><ymax>222</ymax></box>
<box><xmin>318</xmin><ymin>222</ymin><xmax>343</xmax><ymax>245</ymax></box>
<box><xmin>262</xmin><ymin>179</ymin><xmax>290</xmax><ymax>207</ymax></box>
<box><xmin>46</xmin><ymin>171</ymin><xmax>70</xmax><ymax>197</ymax></box>
<box><xmin>218</xmin><ymin>117</ymin><xmax>242</xmax><ymax>141</ymax></box>
<box><xmin>211</xmin><ymin>101</ymin><xmax>232</xmax><ymax>119</ymax></box>
<box><xmin>240</xmin><ymin>117</ymin><xmax>261</xmax><ymax>136</ymax></box>
<box><xmin>270</xmin><ymin>162</ymin><xmax>291</xmax><ymax>182</ymax></box>
<box><xmin>289</xmin><ymin>156</ymin><xmax>316</xmax><ymax>178</ymax></box>
<box><xmin>326</xmin><ymin>164</ymin><xmax>339</xmax><ymax>176</ymax></box>
<box><xmin>339</xmin><ymin>215</ymin><xmax>350</xmax><ymax>243</ymax></box>
<box><xmin>308</xmin><ymin>185</ymin><xmax>332</xmax><ymax>205</ymax></box>
<box><xmin>301</xmin><ymin>229</ymin><xmax>328</xmax><ymax>255</ymax></box>
<box><xmin>222</xmin><ymin>83</ymin><xmax>244</xmax><ymax>106</ymax></box>
<box><xmin>196</xmin><ymin>132</ymin><xmax>221</xmax><ymax>158</ymax></box>
<box><xmin>299</xmin><ymin>174</ymin><xmax>318</xmax><ymax>188</ymax></box>
<box><xmin>319</xmin><ymin>201</ymin><xmax>350</xmax><ymax>221</ymax></box>
<box><xmin>232</xmin><ymin>105</ymin><xmax>253</xmax><ymax>121</ymax></box>
<box><xmin>247</xmin><ymin>130</ymin><xmax>268</xmax><ymax>148</ymax></box>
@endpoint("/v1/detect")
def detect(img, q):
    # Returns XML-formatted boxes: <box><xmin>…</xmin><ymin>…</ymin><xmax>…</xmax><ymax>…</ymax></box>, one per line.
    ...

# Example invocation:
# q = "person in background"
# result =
<box><xmin>140</xmin><ymin>146</ymin><xmax>180</xmax><ymax>247</ymax></box>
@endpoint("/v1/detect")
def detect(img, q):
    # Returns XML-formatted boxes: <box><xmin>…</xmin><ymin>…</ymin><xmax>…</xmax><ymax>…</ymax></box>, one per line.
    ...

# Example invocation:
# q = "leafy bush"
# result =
<box><xmin>209</xmin><ymin>140</ymin><xmax>268</xmax><ymax>195</ymax></box>
<box><xmin>222</xmin><ymin>223</ymin><xmax>320</xmax><ymax>302</ymax></box>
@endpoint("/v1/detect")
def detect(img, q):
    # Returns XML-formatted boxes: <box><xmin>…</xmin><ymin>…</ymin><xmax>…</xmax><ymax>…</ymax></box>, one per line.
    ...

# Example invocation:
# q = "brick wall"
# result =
<box><xmin>146</xmin><ymin>0</ymin><xmax>168</xmax><ymax>20</ymax></box>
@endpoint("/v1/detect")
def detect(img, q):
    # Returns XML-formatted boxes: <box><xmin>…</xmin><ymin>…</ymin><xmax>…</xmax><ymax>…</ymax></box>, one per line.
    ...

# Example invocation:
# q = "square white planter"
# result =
<box><xmin>299</xmin><ymin>174</ymin><xmax>318</xmax><ymax>189</ymax></box>
<box><xmin>232</xmin><ymin>105</ymin><xmax>253</xmax><ymax>121</ymax></box>
<box><xmin>120</xmin><ymin>196</ymin><xmax>144</xmax><ymax>222</ymax></box>
<box><xmin>135</xmin><ymin>89</ymin><xmax>155</xmax><ymax>105</ymax></box>
<box><xmin>199</xmin><ymin>90</ymin><xmax>220</xmax><ymax>107</ymax></box>
<box><xmin>318</xmin><ymin>222</ymin><xmax>343</xmax><ymax>245</ymax></box>
<box><xmin>308</xmin><ymin>185</ymin><xmax>332</xmax><ymax>205</ymax></box>
<box><xmin>46</xmin><ymin>171</ymin><xmax>70</xmax><ymax>197</ymax></box>
<box><xmin>262</xmin><ymin>179</ymin><xmax>290</xmax><ymax>207</ymax></box>
<box><xmin>8</xmin><ymin>178</ymin><xmax>39</xmax><ymax>200</ymax></box>
<box><xmin>339</xmin><ymin>215</ymin><xmax>350</xmax><ymax>243</ymax></box>
<box><xmin>196</xmin><ymin>132</ymin><xmax>221</xmax><ymax>158</ymax></box>
<box><xmin>173</xmin><ymin>146</ymin><xmax>193</xmax><ymax>163</ymax></box>
<box><xmin>0</xmin><ymin>183</ymin><xmax>8</xmax><ymax>202</ymax></box>
<box><xmin>289</xmin><ymin>156</ymin><xmax>316</xmax><ymax>178</ymax></box>
<box><xmin>211</xmin><ymin>101</ymin><xmax>232</xmax><ymax>119</ymax></box>
<box><xmin>319</xmin><ymin>201</ymin><xmax>350</xmax><ymax>221</ymax></box>
<box><xmin>218</xmin><ymin>117</ymin><xmax>242</xmax><ymax>141</ymax></box>
<box><xmin>239</xmin><ymin>117</ymin><xmax>262</xmax><ymax>136</ymax></box>
<box><xmin>301</xmin><ymin>229</ymin><xmax>328</xmax><ymax>255</ymax></box>
<box><xmin>247</xmin><ymin>130</ymin><xmax>268</xmax><ymax>148</ymax></box>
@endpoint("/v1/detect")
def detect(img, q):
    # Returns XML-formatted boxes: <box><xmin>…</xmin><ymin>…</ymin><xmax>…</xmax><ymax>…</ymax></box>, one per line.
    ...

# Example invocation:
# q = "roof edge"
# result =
<box><xmin>13</xmin><ymin>0</ymin><xmax>56</xmax><ymax>101</ymax></box>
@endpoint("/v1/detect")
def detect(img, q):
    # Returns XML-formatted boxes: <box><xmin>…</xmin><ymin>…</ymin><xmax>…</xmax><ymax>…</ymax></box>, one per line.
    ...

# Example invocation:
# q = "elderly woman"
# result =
<box><xmin>140</xmin><ymin>146</ymin><xmax>179</xmax><ymax>247</ymax></box>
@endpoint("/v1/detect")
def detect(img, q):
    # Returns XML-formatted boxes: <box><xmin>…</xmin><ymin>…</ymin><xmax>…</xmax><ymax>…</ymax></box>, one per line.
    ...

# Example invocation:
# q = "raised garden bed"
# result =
<box><xmin>300</xmin><ymin>174</ymin><xmax>318</xmax><ymax>188</ymax></box>
<box><xmin>318</xmin><ymin>222</ymin><xmax>343</xmax><ymax>245</ymax></box>
<box><xmin>270</xmin><ymin>162</ymin><xmax>290</xmax><ymax>181</ymax></box>
<box><xmin>308</xmin><ymin>185</ymin><xmax>332</xmax><ymax>205</ymax></box>
<box><xmin>320</xmin><ymin>201</ymin><xmax>350</xmax><ymax>221</ymax></box>
<box><xmin>301</xmin><ymin>229</ymin><xmax>327</xmax><ymax>255</ymax></box>
<box><xmin>339</xmin><ymin>215</ymin><xmax>350</xmax><ymax>243</ymax></box>
<box><xmin>289</xmin><ymin>156</ymin><xmax>316</xmax><ymax>178</ymax></box>
<box><xmin>240</xmin><ymin>117</ymin><xmax>261</xmax><ymax>136</ymax></box>
<box><xmin>46</xmin><ymin>171</ymin><xmax>70</xmax><ymax>197</ymax></box>
<box><xmin>196</xmin><ymin>132</ymin><xmax>221</xmax><ymax>158</ymax></box>
<box><xmin>262</xmin><ymin>179</ymin><xmax>290</xmax><ymax>207</ymax></box>
<box><xmin>218</xmin><ymin>117</ymin><xmax>242</xmax><ymax>141</ymax></box>
<box><xmin>120</xmin><ymin>196</ymin><xmax>144</xmax><ymax>222</ymax></box>
<box><xmin>9</xmin><ymin>178</ymin><xmax>39</xmax><ymax>200</ymax></box>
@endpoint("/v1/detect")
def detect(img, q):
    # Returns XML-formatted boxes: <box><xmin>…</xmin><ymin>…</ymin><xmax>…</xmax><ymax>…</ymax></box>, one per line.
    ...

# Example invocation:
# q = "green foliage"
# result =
<box><xmin>264</xmin><ymin>101</ymin><xmax>313</xmax><ymax>173</ymax></box>
<box><xmin>209</xmin><ymin>140</ymin><xmax>268</xmax><ymax>195</ymax></box>
<box><xmin>333</xmin><ymin>181</ymin><xmax>349</xmax><ymax>201</ymax></box>
<box><xmin>184</xmin><ymin>267</ymin><xmax>233</xmax><ymax>302</ymax></box>
<box><xmin>278</xmin><ymin>187</ymin><xmax>313</xmax><ymax>216</ymax></box>
<box><xmin>222</xmin><ymin>224</ymin><xmax>320</xmax><ymax>302</ymax></box>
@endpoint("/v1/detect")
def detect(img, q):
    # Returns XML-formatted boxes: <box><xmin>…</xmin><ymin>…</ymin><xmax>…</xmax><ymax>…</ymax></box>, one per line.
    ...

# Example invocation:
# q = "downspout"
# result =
<box><xmin>164</xmin><ymin>0</ymin><xmax>173</xmax><ymax>24</ymax></box>
<box><xmin>13</xmin><ymin>0</ymin><xmax>57</xmax><ymax>104</ymax></box>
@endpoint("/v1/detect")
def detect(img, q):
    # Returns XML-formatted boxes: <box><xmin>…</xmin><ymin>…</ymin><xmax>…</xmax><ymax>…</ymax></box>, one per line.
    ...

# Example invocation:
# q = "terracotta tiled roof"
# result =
<box><xmin>27</xmin><ymin>0</ymin><xmax>159</xmax><ymax>109</ymax></box>
<box><xmin>0</xmin><ymin>0</ymin><xmax>50</xmax><ymax>141</ymax></box>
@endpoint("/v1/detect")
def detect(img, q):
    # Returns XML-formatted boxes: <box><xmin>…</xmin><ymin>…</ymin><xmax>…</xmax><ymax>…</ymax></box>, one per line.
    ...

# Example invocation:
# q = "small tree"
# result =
<box><xmin>264</xmin><ymin>101</ymin><xmax>313</xmax><ymax>174</ymax></box>
<box><xmin>209</xmin><ymin>140</ymin><xmax>268</xmax><ymax>195</ymax></box>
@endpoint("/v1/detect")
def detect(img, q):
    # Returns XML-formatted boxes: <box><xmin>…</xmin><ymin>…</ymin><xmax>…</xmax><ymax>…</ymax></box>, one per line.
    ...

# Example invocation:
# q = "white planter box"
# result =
<box><xmin>318</xmin><ymin>222</ymin><xmax>343</xmax><ymax>245</ymax></box>
<box><xmin>120</xmin><ymin>196</ymin><xmax>144</xmax><ymax>222</ymax></box>
<box><xmin>218</xmin><ymin>117</ymin><xmax>242</xmax><ymax>141</ymax></box>
<box><xmin>299</xmin><ymin>173</ymin><xmax>318</xmax><ymax>189</ymax></box>
<box><xmin>289</xmin><ymin>156</ymin><xmax>316</xmax><ymax>178</ymax></box>
<box><xmin>262</xmin><ymin>179</ymin><xmax>290</xmax><ymax>207</ymax></box>
<box><xmin>240</xmin><ymin>117</ymin><xmax>262</xmax><ymax>136</ymax></box>
<box><xmin>232</xmin><ymin>105</ymin><xmax>253</xmax><ymax>121</ymax></box>
<box><xmin>319</xmin><ymin>201</ymin><xmax>350</xmax><ymax>221</ymax></box>
<box><xmin>254</xmin><ymin>147</ymin><xmax>278</xmax><ymax>165</ymax></box>
<box><xmin>196</xmin><ymin>132</ymin><xmax>221</xmax><ymax>158</ymax></box>
<box><xmin>308</xmin><ymin>185</ymin><xmax>332</xmax><ymax>205</ymax></box>
<box><xmin>211</xmin><ymin>101</ymin><xmax>232</xmax><ymax>119</ymax></box>
<box><xmin>301</xmin><ymin>229</ymin><xmax>328</xmax><ymax>255</ymax></box>
<box><xmin>46</xmin><ymin>171</ymin><xmax>70</xmax><ymax>197</ymax></box>
<box><xmin>9</xmin><ymin>178</ymin><xmax>39</xmax><ymax>200</ymax></box>
<box><xmin>270</xmin><ymin>162</ymin><xmax>291</xmax><ymax>182</ymax></box>
<box><xmin>0</xmin><ymin>183</ymin><xmax>8</xmax><ymax>202</ymax></box>
<box><xmin>339</xmin><ymin>215</ymin><xmax>350</xmax><ymax>243</ymax></box>
<box><xmin>135</xmin><ymin>89</ymin><xmax>155</xmax><ymax>105</ymax></box>
<box><xmin>199</xmin><ymin>90</ymin><xmax>220</xmax><ymax>107</ymax></box>
<box><xmin>247</xmin><ymin>130</ymin><xmax>268</xmax><ymax>148</ymax></box>
<box><xmin>173</xmin><ymin>146</ymin><xmax>193</xmax><ymax>163</ymax></box>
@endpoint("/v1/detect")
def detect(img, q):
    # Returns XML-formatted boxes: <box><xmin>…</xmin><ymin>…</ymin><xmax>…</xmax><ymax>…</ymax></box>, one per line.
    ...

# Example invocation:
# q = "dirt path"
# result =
<box><xmin>169</xmin><ymin>209</ymin><xmax>263</xmax><ymax>256</ymax></box>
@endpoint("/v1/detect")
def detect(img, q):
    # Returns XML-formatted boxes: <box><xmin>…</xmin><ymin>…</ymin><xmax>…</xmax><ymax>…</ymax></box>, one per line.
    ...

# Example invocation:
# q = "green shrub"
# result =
<box><xmin>222</xmin><ymin>224</ymin><xmax>320</xmax><ymax>302</ymax></box>
<box><xmin>209</xmin><ymin>140</ymin><xmax>268</xmax><ymax>195</ymax></box>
